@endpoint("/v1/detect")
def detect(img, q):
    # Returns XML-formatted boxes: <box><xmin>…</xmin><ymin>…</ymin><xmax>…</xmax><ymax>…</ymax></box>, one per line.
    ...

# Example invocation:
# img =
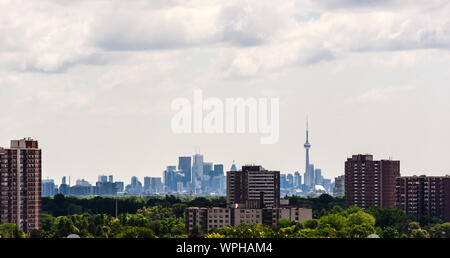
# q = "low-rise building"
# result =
<box><xmin>185</xmin><ymin>206</ymin><xmax>312</xmax><ymax>234</ymax></box>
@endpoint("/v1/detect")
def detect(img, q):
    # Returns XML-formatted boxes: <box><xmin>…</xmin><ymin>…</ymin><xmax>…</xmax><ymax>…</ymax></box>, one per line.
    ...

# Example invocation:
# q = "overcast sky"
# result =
<box><xmin>1</xmin><ymin>0</ymin><xmax>450</xmax><ymax>185</ymax></box>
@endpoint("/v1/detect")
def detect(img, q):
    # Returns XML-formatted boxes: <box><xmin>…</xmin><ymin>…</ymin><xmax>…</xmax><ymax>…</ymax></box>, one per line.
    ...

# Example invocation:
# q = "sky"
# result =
<box><xmin>1</xmin><ymin>0</ymin><xmax>450</xmax><ymax>185</ymax></box>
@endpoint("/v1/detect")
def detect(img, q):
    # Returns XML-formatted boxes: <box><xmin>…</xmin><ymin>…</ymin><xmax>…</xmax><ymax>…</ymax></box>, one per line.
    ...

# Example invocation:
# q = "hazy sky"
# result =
<box><xmin>1</xmin><ymin>0</ymin><xmax>450</xmax><ymax>185</ymax></box>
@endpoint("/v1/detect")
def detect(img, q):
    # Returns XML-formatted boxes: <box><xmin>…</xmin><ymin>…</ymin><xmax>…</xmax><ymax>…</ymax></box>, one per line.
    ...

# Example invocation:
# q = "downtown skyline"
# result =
<box><xmin>1</xmin><ymin>0</ymin><xmax>450</xmax><ymax>184</ymax></box>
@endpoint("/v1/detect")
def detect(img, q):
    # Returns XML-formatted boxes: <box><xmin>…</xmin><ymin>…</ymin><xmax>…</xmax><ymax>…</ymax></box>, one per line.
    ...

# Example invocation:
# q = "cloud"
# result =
<box><xmin>353</xmin><ymin>85</ymin><xmax>417</xmax><ymax>103</ymax></box>
<box><xmin>315</xmin><ymin>0</ymin><xmax>392</xmax><ymax>9</ymax></box>
<box><xmin>0</xmin><ymin>0</ymin><xmax>450</xmax><ymax>75</ymax></box>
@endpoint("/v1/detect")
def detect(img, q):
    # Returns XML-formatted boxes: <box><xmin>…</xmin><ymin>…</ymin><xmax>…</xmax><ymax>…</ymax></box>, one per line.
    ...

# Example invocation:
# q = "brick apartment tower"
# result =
<box><xmin>345</xmin><ymin>154</ymin><xmax>400</xmax><ymax>209</ymax></box>
<box><xmin>226</xmin><ymin>165</ymin><xmax>280</xmax><ymax>208</ymax></box>
<box><xmin>396</xmin><ymin>175</ymin><xmax>450</xmax><ymax>222</ymax></box>
<box><xmin>0</xmin><ymin>138</ymin><xmax>42</xmax><ymax>234</ymax></box>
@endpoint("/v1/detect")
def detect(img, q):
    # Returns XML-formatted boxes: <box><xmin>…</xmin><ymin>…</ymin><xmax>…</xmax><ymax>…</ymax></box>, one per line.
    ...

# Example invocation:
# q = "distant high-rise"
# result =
<box><xmin>214</xmin><ymin>164</ymin><xmax>224</xmax><ymax>177</ymax></box>
<box><xmin>126</xmin><ymin>176</ymin><xmax>143</xmax><ymax>194</ymax></box>
<box><xmin>314</xmin><ymin>168</ymin><xmax>323</xmax><ymax>185</ymax></box>
<box><xmin>115</xmin><ymin>181</ymin><xmax>124</xmax><ymax>192</ymax></box>
<box><xmin>98</xmin><ymin>175</ymin><xmax>108</xmax><ymax>183</ymax></box>
<box><xmin>163</xmin><ymin>166</ymin><xmax>184</xmax><ymax>193</ymax></box>
<box><xmin>294</xmin><ymin>171</ymin><xmax>302</xmax><ymax>188</ymax></box>
<box><xmin>42</xmin><ymin>179</ymin><xmax>56</xmax><ymax>196</ymax></box>
<box><xmin>147</xmin><ymin>177</ymin><xmax>163</xmax><ymax>194</ymax></box>
<box><xmin>345</xmin><ymin>154</ymin><xmax>400</xmax><ymax>209</ymax></box>
<box><xmin>230</xmin><ymin>161</ymin><xmax>237</xmax><ymax>172</ymax></box>
<box><xmin>0</xmin><ymin>138</ymin><xmax>42</xmax><ymax>234</ymax></box>
<box><xmin>178</xmin><ymin>156</ymin><xmax>192</xmax><ymax>186</ymax></box>
<box><xmin>227</xmin><ymin>165</ymin><xmax>280</xmax><ymax>208</ymax></box>
<box><xmin>144</xmin><ymin>177</ymin><xmax>151</xmax><ymax>192</ymax></box>
<box><xmin>203</xmin><ymin>162</ymin><xmax>213</xmax><ymax>177</ymax></box>
<box><xmin>108</xmin><ymin>175</ymin><xmax>113</xmax><ymax>183</ymax></box>
<box><xmin>333</xmin><ymin>175</ymin><xmax>345</xmax><ymax>197</ymax></box>
<box><xmin>192</xmin><ymin>154</ymin><xmax>204</xmax><ymax>192</ymax></box>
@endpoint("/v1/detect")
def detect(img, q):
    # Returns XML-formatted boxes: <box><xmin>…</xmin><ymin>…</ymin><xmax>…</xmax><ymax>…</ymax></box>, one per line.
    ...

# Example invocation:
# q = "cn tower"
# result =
<box><xmin>304</xmin><ymin>118</ymin><xmax>311</xmax><ymax>186</ymax></box>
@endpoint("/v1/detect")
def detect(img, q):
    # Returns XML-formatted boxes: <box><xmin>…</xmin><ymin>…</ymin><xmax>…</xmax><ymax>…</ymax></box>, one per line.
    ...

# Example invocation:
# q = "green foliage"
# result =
<box><xmin>214</xmin><ymin>223</ymin><xmax>275</xmax><ymax>238</ymax></box>
<box><xmin>347</xmin><ymin>211</ymin><xmax>376</xmax><ymax>226</ymax></box>
<box><xmin>0</xmin><ymin>223</ymin><xmax>27</xmax><ymax>238</ymax></box>
<box><xmin>115</xmin><ymin>226</ymin><xmax>155</xmax><ymax>238</ymax></box>
<box><xmin>286</xmin><ymin>194</ymin><xmax>345</xmax><ymax>218</ymax></box>
<box><xmin>303</xmin><ymin>219</ymin><xmax>319</xmax><ymax>229</ymax></box>
<box><xmin>276</xmin><ymin>219</ymin><xmax>294</xmax><ymax>229</ymax></box>
<box><xmin>34</xmin><ymin>194</ymin><xmax>449</xmax><ymax>239</ymax></box>
<box><xmin>429</xmin><ymin>223</ymin><xmax>450</xmax><ymax>238</ymax></box>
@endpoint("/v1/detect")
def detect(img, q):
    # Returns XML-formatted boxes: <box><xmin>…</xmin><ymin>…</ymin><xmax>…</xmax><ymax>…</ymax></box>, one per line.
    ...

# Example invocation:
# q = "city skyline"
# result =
<box><xmin>2</xmin><ymin>1</ymin><xmax>450</xmax><ymax>184</ymax></box>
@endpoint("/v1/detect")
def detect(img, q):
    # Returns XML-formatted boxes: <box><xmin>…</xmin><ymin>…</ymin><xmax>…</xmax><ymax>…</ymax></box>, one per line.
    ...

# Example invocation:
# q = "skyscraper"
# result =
<box><xmin>294</xmin><ymin>171</ymin><xmax>302</xmax><ymax>188</ymax></box>
<box><xmin>98</xmin><ymin>175</ymin><xmax>108</xmax><ymax>183</ymax></box>
<box><xmin>178</xmin><ymin>156</ymin><xmax>192</xmax><ymax>186</ymax></box>
<box><xmin>333</xmin><ymin>175</ymin><xmax>345</xmax><ymax>197</ymax></box>
<box><xmin>42</xmin><ymin>179</ymin><xmax>56</xmax><ymax>196</ymax></box>
<box><xmin>230</xmin><ymin>161</ymin><xmax>237</xmax><ymax>172</ymax></box>
<box><xmin>192</xmin><ymin>154</ymin><xmax>204</xmax><ymax>193</ymax></box>
<box><xmin>0</xmin><ymin>138</ymin><xmax>42</xmax><ymax>234</ymax></box>
<box><xmin>345</xmin><ymin>154</ymin><xmax>400</xmax><ymax>209</ymax></box>
<box><xmin>314</xmin><ymin>168</ymin><xmax>323</xmax><ymax>185</ymax></box>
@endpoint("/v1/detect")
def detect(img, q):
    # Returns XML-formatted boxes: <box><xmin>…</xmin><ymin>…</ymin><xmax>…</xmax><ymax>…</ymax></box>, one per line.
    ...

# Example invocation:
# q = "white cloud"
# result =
<box><xmin>1</xmin><ymin>0</ymin><xmax>450</xmax><ymax>75</ymax></box>
<box><xmin>353</xmin><ymin>85</ymin><xmax>417</xmax><ymax>103</ymax></box>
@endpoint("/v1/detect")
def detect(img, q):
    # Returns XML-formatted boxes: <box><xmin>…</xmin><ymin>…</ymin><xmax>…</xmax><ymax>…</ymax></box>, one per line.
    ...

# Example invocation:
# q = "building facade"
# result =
<box><xmin>227</xmin><ymin>165</ymin><xmax>280</xmax><ymax>208</ymax></box>
<box><xmin>178</xmin><ymin>156</ymin><xmax>192</xmax><ymax>187</ymax></box>
<box><xmin>345</xmin><ymin>154</ymin><xmax>400</xmax><ymax>209</ymax></box>
<box><xmin>396</xmin><ymin>175</ymin><xmax>450</xmax><ymax>222</ymax></box>
<box><xmin>333</xmin><ymin>175</ymin><xmax>345</xmax><ymax>197</ymax></box>
<box><xmin>185</xmin><ymin>206</ymin><xmax>312</xmax><ymax>234</ymax></box>
<box><xmin>0</xmin><ymin>138</ymin><xmax>42</xmax><ymax>234</ymax></box>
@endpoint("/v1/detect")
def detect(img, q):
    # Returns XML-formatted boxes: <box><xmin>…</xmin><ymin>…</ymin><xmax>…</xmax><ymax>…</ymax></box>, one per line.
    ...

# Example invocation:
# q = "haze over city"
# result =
<box><xmin>1</xmin><ymin>0</ymin><xmax>450</xmax><ymax>185</ymax></box>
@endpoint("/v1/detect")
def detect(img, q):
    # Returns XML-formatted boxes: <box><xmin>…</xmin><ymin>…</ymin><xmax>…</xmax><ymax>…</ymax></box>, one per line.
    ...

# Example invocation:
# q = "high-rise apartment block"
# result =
<box><xmin>227</xmin><ymin>165</ymin><xmax>280</xmax><ymax>208</ymax></box>
<box><xmin>345</xmin><ymin>154</ymin><xmax>400</xmax><ymax>209</ymax></box>
<box><xmin>396</xmin><ymin>175</ymin><xmax>450</xmax><ymax>222</ymax></box>
<box><xmin>0</xmin><ymin>138</ymin><xmax>42</xmax><ymax>234</ymax></box>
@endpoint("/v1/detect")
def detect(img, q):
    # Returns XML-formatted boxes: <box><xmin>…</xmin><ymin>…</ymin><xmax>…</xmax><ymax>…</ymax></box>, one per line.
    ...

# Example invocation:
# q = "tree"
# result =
<box><xmin>53</xmin><ymin>216</ymin><xmax>80</xmax><ymax>238</ymax></box>
<box><xmin>30</xmin><ymin>229</ymin><xmax>42</xmax><ymax>238</ymax></box>
<box><xmin>172</xmin><ymin>203</ymin><xmax>188</xmax><ymax>218</ymax></box>
<box><xmin>0</xmin><ymin>223</ymin><xmax>27</xmax><ymax>238</ymax></box>
<box><xmin>276</xmin><ymin>219</ymin><xmax>293</xmax><ymax>229</ymax></box>
<box><xmin>205</xmin><ymin>232</ymin><xmax>225</xmax><ymax>238</ymax></box>
<box><xmin>347</xmin><ymin>224</ymin><xmax>376</xmax><ymax>238</ymax></box>
<box><xmin>318</xmin><ymin>214</ymin><xmax>347</xmax><ymax>231</ymax></box>
<box><xmin>381</xmin><ymin>227</ymin><xmax>399</xmax><ymax>238</ymax></box>
<box><xmin>429</xmin><ymin>223</ymin><xmax>450</xmax><ymax>238</ymax></box>
<box><xmin>347</xmin><ymin>211</ymin><xmax>375</xmax><ymax>227</ymax></box>
<box><xmin>407</xmin><ymin>222</ymin><xmax>428</xmax><ymax>238</ymax></box>
<box><xmin>115</xmin><ymin>226</ymin><xmax>155</xmax><ymax>238</ymax></box>
<box><xmin>302</xmin><ymin>219</ymin><xmax>319</xmax><ymax>229</ymax></box>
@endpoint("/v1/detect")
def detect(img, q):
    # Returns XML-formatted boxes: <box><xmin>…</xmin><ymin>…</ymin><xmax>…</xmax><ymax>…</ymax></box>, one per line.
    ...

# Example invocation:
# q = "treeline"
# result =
<box><xmin>205</xmin><ymin>206</ymin><xmax>450</xmax><ymax>238</ymax></box>
<box><xmin>285</xmin><ymin>194</ymin><xmax>345</xmax><ymax>218</ymax></box>
<box><xmin>38</xmin><ymin>206</ymin><xmax>186</xmax><ymax>238</ymax></box>
<box><xmin>1</xmin><ymin>194</ymin><xmax>448</xmax><ymax>238</ymax></box>
<box><xmin>42</xmin><ymin>194</ymin><xmax>226</xmax><ymax>217</ymax></box>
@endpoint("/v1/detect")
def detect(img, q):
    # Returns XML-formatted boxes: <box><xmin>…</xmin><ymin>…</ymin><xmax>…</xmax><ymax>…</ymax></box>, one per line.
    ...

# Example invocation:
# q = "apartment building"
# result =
<box><xmin>0</xmin><ymin>138</ymin><xmax>42</xmax><ymax>234</ymax></box>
